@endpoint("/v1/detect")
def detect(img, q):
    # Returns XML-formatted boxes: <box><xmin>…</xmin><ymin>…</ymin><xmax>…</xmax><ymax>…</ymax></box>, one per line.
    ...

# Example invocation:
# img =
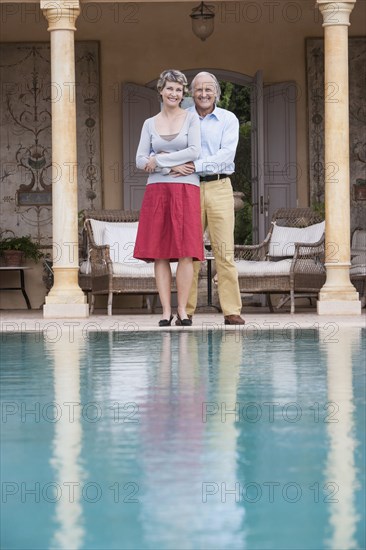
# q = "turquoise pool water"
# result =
<box><xmin>1</xmin><ymin>328</ymin><xmax>365</xmax><ymax>550</ymax></box>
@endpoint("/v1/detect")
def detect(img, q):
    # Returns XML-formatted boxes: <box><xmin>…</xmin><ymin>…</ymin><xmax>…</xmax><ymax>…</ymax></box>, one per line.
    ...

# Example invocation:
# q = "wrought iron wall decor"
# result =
<box><xmin>306</xmin><ymin>37</ymin><xmax>366</xmax><ymax>230</ymax></box>
<box><xmin>0</xmin><ymin>42</ymin><xmax>102</xmax><ymax>246</ymax></box>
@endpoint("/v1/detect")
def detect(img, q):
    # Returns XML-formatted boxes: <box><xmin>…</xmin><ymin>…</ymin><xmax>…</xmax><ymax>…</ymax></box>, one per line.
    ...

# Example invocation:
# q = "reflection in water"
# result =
<box><xmin>2</xmin><ymin>328</ymin><xmax>364</xmax><ymax>550</ymax></box>
<box><xmin>139</xmin><ymin>331</ymin><xmax>206</xmax><ymax>548</ymax></box>
<box><xmin>271</xmin><ymin>328</ymin><xmax>297</xmax><ymax>399</ymax></box>
<box><xmin>324</xmin><ymin>329</ymin><xmax>360</xmax><ymax>549</ymax></box>
<box><xmin>139</xmin><ymin>331</ymin><xmax>245</xmax><ymax>549</ymax></box>
<box><xmin>203</xmin><ymin>331</ymin><xmax>245</xmax><ymax>548</ymax></box>
<box><xmin>47</xmin><ymin>332</ymin><xmax>86</xmax><ymax>550</ymax></box>
<box><xmin>109</xmin><ymin>331</ymin><xmax>149</xmax><ymax>405</ymax></box>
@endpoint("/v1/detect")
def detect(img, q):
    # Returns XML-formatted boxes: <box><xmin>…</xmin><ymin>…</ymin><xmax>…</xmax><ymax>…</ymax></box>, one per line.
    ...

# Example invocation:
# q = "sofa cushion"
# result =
<box><xmin>87</xmin><ymin>219</ymin><xmax>179</xmax><ymax>276</ymax></box>
<box><xmin>236</xmin><ymin>258</ymin><xmax>322</xmax><ymax>277</ymax></box>
<box><xmin>350</xmin><ymin>256</ymin><xmax>366</xmax><ymax>276</ymax></box>
<box><xmin>112</xmin><ymin>262</ymin><xmax>178</xmax><ymax>277</ymax></box>
<box><xmin>79</xmin><ymin>259</ymin><xmax>91</xmax><ymax>275</ymax></box>
<box><xmin>236</xmin><ymin>259</ymin><xmax>292</xmax><ymax>276</ymax></box>
<box><xmin>81</xmin><ymin>256</ymin><xmax>179</xmax><ymax>278</ymax></box>
<box><xmin>351</xmin><ymin>229</ymin><xmax>366</xmax><ymax>252</ymax></box>
<box><xmin>268</xmin><ymin>221</ymin><xmax>325</xmax><ymax>257</ymax></box>
<box><xmin>88</xmin><ymin>220</ymin><xmax>142</xmax><ymax>266</ymax></box>
<box><xmin>103</xmin><ymin>223</ymin><xmax>143</xmax><ymax>266</ymax></box>
<box><xmin>113</xmin><ymin>262</ymin><xmax>178</xmax><ymax>279</ymax></box>
<box><xmin>88</xmin><ymin>219</ymin><xmax>133</xmax><ymax>246</ymax></box>
<box><xmin>112</xmin><ymin>262</ymin><xmax>155</xmax><ymax>277</ymax></box>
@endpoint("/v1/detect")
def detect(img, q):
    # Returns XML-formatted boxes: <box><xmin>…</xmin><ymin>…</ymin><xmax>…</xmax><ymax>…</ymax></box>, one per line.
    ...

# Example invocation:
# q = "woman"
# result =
<box><xmin>134</xmin><ymin>69</ymin><xmax>203</xmax><ymax>327</ymax></box>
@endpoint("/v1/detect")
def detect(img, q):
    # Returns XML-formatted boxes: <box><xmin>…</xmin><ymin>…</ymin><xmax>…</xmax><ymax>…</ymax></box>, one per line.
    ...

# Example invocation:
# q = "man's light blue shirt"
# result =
<box><xmin>187</xmin><ymin>105</ymin><xmax>239</xmax><ymax>176</ymax></box>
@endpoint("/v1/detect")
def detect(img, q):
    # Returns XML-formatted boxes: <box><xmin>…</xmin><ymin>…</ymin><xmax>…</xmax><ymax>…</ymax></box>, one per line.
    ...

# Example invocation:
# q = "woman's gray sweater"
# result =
<box><xmin>136</xmin><ymin>111</ymin><xmax>201</xmax><ymax>186</ymax></box>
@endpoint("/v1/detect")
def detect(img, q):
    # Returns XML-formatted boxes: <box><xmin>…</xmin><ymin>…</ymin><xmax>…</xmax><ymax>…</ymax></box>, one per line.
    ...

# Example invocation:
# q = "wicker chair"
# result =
<box><xmin>82</xmin><ymin>210</ymin><xmax>176</xmax><ymax>315</ymax></box>
<box><xmin>234</xmin><ymin>208</ymin><xmax>326</xmax><ymax>313</ymax></box>
<box><xmin>350</xmin><ymin>228</ymin><xmax>366</xmax><ymax>307</ymax></box>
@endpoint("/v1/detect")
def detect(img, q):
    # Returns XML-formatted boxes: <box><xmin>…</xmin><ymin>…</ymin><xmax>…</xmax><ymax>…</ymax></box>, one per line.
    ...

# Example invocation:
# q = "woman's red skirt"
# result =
<box><xmin>133</xmin><ymin>182</ymin><xmax>204</xmax><ymax>262</ymax></box>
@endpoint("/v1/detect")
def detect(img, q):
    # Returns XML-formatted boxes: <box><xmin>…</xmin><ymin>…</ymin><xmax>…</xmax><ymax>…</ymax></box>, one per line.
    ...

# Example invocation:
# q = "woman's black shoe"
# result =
<box><xmin>159</xmin><ymin>314</ymin><xmax>174</xmax><ymax>327</ymax></box>
<box><xmin>175</xmin><ymin>312</ymin><xmax>192</xmax><ymax>326</ymax></box>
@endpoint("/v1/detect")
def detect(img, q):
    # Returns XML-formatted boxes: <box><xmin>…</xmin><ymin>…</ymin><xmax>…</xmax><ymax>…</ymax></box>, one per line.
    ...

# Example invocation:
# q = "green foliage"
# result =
<box><xmin>0</xmin><ymin>234</ymin><xmax>43</xmax><ymax>262</ymax></box>
<box><xmin>218</xmin><ymin>82</ymin><xmax>234</xmax><ymax>111</ymax></box>
<box><xmin>232</xmin><ymin>123</ymin><xmax>252</xmax><ymax>244</ymax></box>
<box><xmin>234</xmin><ymin>201</ymin><xmax>253</xmax><ymax>245</ymax></box>
<box><xmin>78</xmin><ymin>209</ymin><xmax>85</xmax><ymax>228</ymax></box>
<box><xmin>218</xmin><ymin>82</ymin><xmax>251</xmax><ymax>124</ymax></box>
<box><xmin>218</xmin><ymin>82</ymin><xmax>252</xmax><ymax>244</ymax></box>
<box><xmin>312</xmin><ymin>202</ymin><xmax>325</xmax><ymax>219</ymax></box>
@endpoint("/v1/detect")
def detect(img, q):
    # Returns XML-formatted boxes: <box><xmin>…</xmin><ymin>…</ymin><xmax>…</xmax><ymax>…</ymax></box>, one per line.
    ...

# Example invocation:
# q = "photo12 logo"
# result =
<box><xmin>202</xmin><ymin>481</ymin><xmax>339</xmax><ymax>503</ymax></box>
<box><xmin>2</xmin><ymin>481</ymin><xmax>140</xmax><ymax>504</ymax></box>
<box><xmin>219</xmin><ymin>2</ymin><xmax>322</xmax><ymax>25</ymax></box>
<box><xmin>2</xmin><ymin>401</ymin><xmax>140</xmax><ymax>424</ymax></box>
<box><xmin>202</xmin><ymin>401</ymin><xmax>339</xmax><ymax>424</ymax></box>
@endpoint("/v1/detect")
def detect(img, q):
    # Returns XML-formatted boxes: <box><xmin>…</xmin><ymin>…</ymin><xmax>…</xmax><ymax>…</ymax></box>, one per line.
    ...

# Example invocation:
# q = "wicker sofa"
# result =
<box><xmin>350</xmin><ymin>228</ymin><xmax>366</xmax><ymax>307</ymax></box>
<box><xmin>234</xmin><ymin>208</ymin><xmax>326</xmax><ymax>313</ymax></box>
<box><xmin>81</xmin><ymin>210</ymin><xmax>177</xmax><ymax>315</ymax></box>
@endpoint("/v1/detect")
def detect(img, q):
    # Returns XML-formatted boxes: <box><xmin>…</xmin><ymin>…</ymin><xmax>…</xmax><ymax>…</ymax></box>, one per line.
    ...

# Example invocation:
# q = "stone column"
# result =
<box><xmin>41</xmin><ymin>0</ymin><xmax>89</xmax><ymax>318</ymax></box>
<box><xmin>48</xmin><ymin>329</ymin><xmax>85</xmax><ymax>547</ymax></box>
<box><xmin>324</xmin><ymin>328</ymin><xmax>359</xmax><ymax>547</ymax></box>
<box><xmin>317</xmin><ymin>0</ymin><xmax>360</xmax><ymax>315</ymax></box>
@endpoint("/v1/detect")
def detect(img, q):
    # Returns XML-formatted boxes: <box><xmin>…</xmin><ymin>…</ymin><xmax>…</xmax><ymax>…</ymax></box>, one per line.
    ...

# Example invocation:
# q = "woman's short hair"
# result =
<box><xmin>157</xmin><ymin>69</ymin><xmax>189</xmax><ymax>96</ymax></box>
<box><xmin>190</xmin><ymin>71</ymin><xmax>221</xmax><ymax>103</ymax></box>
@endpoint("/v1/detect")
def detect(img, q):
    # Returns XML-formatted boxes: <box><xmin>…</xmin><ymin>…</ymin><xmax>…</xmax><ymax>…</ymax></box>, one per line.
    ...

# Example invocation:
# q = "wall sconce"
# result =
<box><xmin>190</xmin><ymin>2</ymin><xmax>215</xmax><ymax>41</ymax></box>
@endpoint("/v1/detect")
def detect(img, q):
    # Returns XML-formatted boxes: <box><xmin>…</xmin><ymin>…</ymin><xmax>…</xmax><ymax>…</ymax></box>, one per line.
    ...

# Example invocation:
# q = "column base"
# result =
<box><xmin>317</xmin><ymin>300</ymin><xmax>361</xmax><ymax>315</ymax></box>
<box><xmin>44</xmin><ymin>267</ymin><xmax>88</xmax><ymax>317</ymax></box>
<box><xmin>43</xmin><ymin>302</ymin><xmax>90</xmax><ymax>318</ymax></box>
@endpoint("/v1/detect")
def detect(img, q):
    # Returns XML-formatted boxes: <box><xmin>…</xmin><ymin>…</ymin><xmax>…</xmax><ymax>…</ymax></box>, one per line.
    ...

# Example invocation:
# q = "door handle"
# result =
<box><xmin>264</xmin><ymin>195</ymin><xmax>270</xmax><ymax>216</ymax></box>
<box><xmin>260</xmin><ymin>195</ymin><xmax>270</xmax><ymax>216</ymax></box>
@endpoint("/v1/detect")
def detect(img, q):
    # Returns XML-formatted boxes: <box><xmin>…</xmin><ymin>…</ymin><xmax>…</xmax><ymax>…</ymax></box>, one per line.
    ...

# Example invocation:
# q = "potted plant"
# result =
<box><xmin>353</xmin><ymin>179</ymin><xmax>366</xmax><ymax>201</ymax></box>
<box><xmin>0</xmin><ymin>233</ymin><xmax>43</xmax><ymax>266</ymax></box>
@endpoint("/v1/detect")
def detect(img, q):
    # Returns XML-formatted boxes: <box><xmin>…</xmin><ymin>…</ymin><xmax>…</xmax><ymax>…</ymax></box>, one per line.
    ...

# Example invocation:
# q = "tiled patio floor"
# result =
<box><xmin>1</xmin><ymin>307</ymin><xmax>365</xmax><ymax>332</ymax></box>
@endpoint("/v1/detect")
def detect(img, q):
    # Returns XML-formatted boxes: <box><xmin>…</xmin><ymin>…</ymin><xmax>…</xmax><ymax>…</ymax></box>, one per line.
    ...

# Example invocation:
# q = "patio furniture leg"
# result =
<box><xmin>151</xmin><ymin>295</ymin><xmax>158</xmax><ymax>313</ymax></box>
<box><xmin>266</xmin><ymin>293</ymin><xmax>274</xmax><ymax>312</ymax></box>
<box><xmin>290</xmin><ymin>288</ymin><xmax>295</xmax><ymax>314</ymax></box>
<box><xmin>276</xmin><ymin>294</ymin><xmax>290</xmax><ymax>309</ymax></box>
<box><xmin>107</xmin><ymin>292</ymin><xmax>113</xmax><ymax>316</ymax></box>
<box><xmin>145</xmin><ymin>295</ymin><xmax>158</xmax><ymax>313</ymax></box>
<box><xmin>90</xmin><ymin>294</ymin><xmax>95</xmax><ymax>314</ymax></box>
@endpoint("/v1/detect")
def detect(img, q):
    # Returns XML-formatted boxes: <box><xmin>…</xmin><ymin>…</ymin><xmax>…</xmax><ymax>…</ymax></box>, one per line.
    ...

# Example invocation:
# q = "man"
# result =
<box><xmin>173</xmin><ymin>72</ymin><xmax>245</xmax><ymax>325</ymax></box>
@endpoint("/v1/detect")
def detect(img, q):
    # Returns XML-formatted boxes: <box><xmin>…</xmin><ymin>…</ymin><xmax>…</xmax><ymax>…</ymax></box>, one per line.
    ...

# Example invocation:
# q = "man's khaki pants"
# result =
<box><xmin>187</xmin><ymin>177</ymin><xmax>242</xmax><ymax>317</ymax></box>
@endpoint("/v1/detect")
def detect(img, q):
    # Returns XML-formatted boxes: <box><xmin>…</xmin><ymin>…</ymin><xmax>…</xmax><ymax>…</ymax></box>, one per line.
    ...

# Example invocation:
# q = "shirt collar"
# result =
<box><xmin>194</xmin><ymin>105</ymin><xmax>221</xmax><ymax>121</ymax></box>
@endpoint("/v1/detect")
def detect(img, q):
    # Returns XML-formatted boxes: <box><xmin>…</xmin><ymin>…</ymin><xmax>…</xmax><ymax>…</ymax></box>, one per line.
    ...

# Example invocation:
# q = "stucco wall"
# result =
<box><xmin>2</xmin><ymin>1</ymin><xmax>365</xmax><ymax>208</ymax></box>
<box><xmin>1</xmin><ymin>0</ymin><xmax>365</xmax><ymax>309</ymax></box>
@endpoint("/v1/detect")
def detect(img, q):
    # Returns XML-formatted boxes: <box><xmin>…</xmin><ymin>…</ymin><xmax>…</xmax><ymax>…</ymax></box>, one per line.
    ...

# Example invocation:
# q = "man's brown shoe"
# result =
<box><xmin>224</xmin><ymin>314</ymin><xmax>245</xmax><ymax>325</ymax></box>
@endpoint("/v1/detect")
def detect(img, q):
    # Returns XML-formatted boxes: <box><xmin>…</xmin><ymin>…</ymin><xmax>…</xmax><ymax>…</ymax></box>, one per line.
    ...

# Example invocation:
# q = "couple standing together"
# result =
<box><xmin>133</xmin><ymin>69</ymin><xmax>245</xmax><ymax>327</ymax></box>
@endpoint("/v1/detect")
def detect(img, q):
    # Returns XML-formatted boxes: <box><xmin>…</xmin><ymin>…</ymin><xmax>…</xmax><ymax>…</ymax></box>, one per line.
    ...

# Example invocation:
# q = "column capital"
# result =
<box><xmin>41</xmin><ymin>0</ymin><xmax>80</xmax><ymax>31</ymax></box>
<box><xmin>317</xmin><ymin>1</ymin><xmax>356</xmax><ymax>27</ymax></box>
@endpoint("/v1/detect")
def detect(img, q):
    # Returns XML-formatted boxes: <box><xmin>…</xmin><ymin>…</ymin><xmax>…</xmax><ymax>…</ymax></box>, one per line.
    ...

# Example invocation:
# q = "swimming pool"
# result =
<box><xmin>1</xmin><ymin>328</ymin><xmax>365</xmax><ymax>549</ymax></box>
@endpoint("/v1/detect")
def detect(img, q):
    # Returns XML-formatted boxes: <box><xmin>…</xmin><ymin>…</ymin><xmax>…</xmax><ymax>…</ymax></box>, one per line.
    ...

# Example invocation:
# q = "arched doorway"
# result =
<box><xmin>122</xmin><ymin>69</ymin><xmax>296</xmax><ymax>243</ymax></box>
<box><xmin>147</xmin><ymin>69</ymin><xmax>253</xmax><ymax>244</ymax></box>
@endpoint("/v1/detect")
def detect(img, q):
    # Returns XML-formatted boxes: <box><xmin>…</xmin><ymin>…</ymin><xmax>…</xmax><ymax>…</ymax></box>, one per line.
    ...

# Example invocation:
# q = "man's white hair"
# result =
<box><xmin>190</xmin><ymin>71</ymin><xmax>221</xmax><ymax>103</ymax></box>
